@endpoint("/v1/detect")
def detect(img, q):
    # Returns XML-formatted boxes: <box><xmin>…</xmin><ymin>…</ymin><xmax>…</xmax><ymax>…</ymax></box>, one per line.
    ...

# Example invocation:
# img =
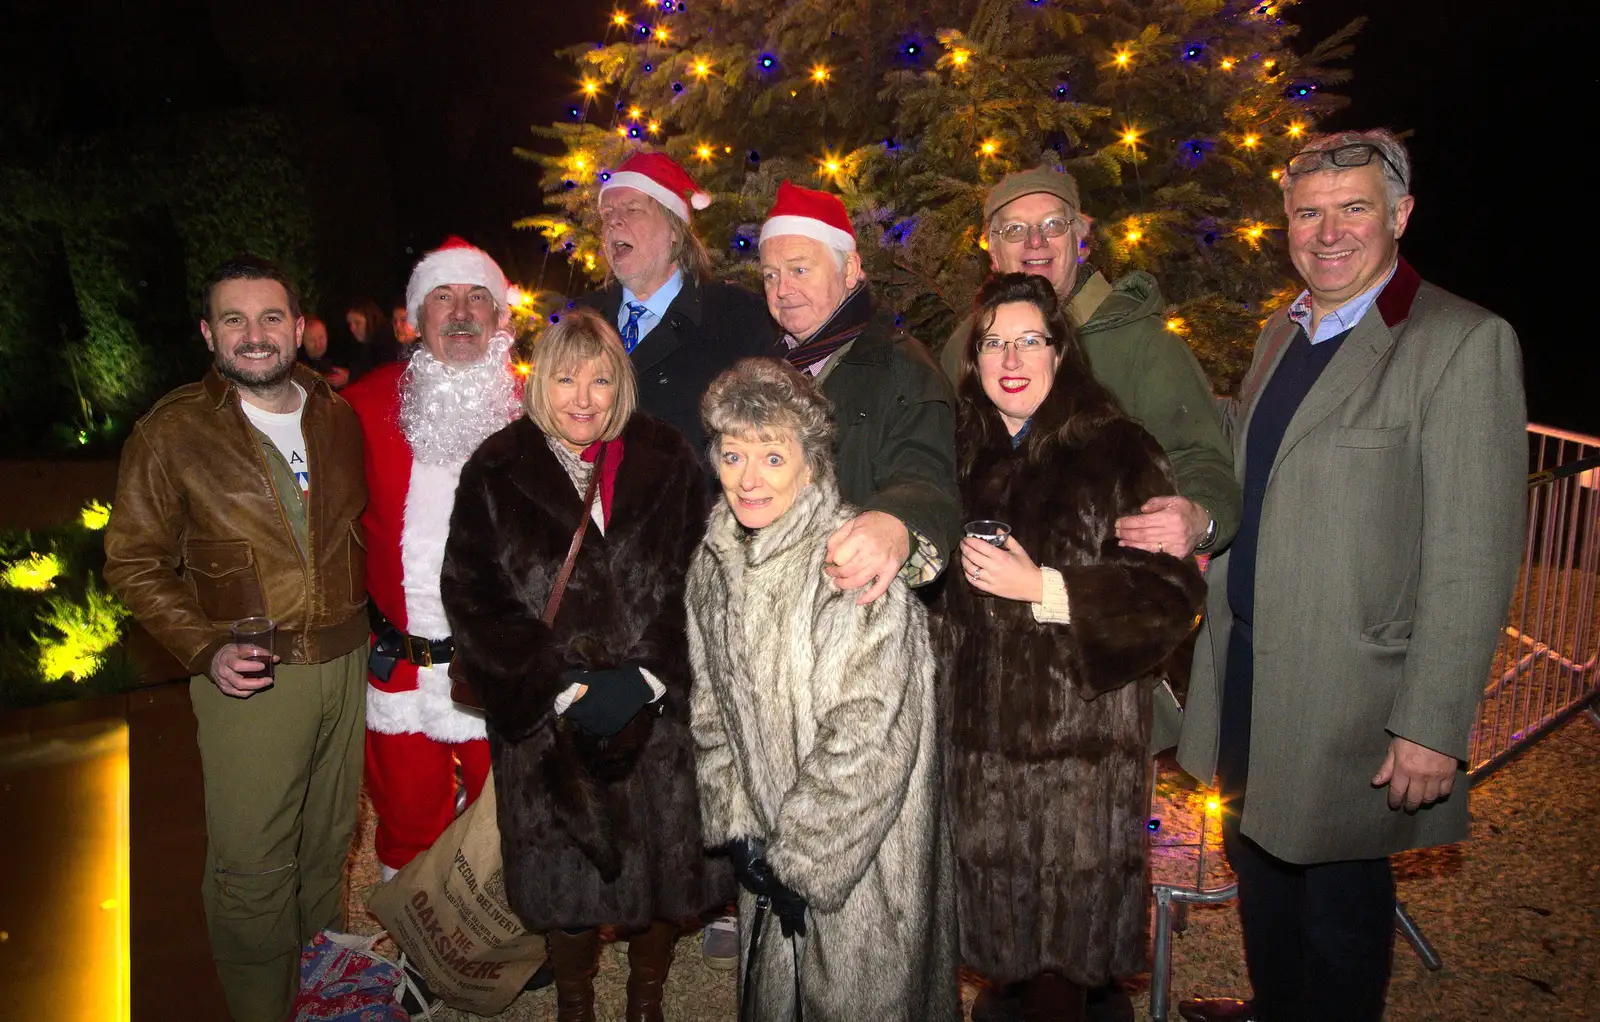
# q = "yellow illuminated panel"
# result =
<box><xmin>0</xmin><ymin>721</ymin><xmax>129</xmax><ymax>1020</ymax></box>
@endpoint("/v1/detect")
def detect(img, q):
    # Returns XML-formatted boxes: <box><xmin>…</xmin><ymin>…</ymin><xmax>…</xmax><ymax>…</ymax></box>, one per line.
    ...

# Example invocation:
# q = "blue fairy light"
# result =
<box><xmin>637</xmin><ymin>24</ymin><xmax>650</xmax><ymax>37</ymax></box>
<box><xmin>1054</xmin><ymin>84</ymin><xmax>1069</xmax><ymax>99</ymax></box>
<box><xmin>672</xmin><ymin>81</ymin><xmax>684</xmax><ymax>92</ymax></box>
<box><xmin>1184</xmin><ymin>43</ymin><xmax>1205</xmax><ymax>61</ymax></box>
<box><xmin>549</xmin><ymin>314</ymin><xmax>562</xmax><ymax>324</ymax></box>
<box><xmin>748</xmin><ymin>150</ymin><xmax>761</xmax><ymax>162</ymax></box>
<box><xmin>1147</xmin><ymin>818</ymin><xmax>1161</xmax><ymax>832</ymax></box>
<box><xmin>566</xmin><ymin>301</ymin><xmax>577</xmax><ymax>309</ymax></box>
<box><xmin>643</xmin><ymin>62</ymin><xmax>654</xmax><ymax>72</ymax></box>
<box><xmin>734</xmin><ymin>235</ymin><xmax>752</xmax><ymax>251</ymax></box>
<box><xmin>883</xmin><ymin>138</ymin><xmax>898</xmax><ymax>150</ymax></box>
<box><xmin>758</xmin><ymin>53</ymin><xmax>776</xmax><ymax>70</ymax></box>
<box><xmin>599</xmin><ymin>171</ymin><xmax>612</xmax><ymax>181</ymax></box>
<box><xmin>568</xmin><ymin>106</ymin><xmax>581</xmax><ymax>119</ymax></box>
<box><xmin>563</xmin><ymin>179</ymin><xmax>576</xmax><ymax>189</ymax></box>
<box><xmin>629</xmin><ymin>125</ymin><xmax>642</xmax><ymax>137</ymax></box>
<box><xmin>1284</xmin><ymin>81</ymin><xmax>1317</xmax><ymax>99</ymax></box>
<box><xmin>564</xmin><ymin>240</ymin><xmax>575</xmax><ymax>251</ymax></box>
<box><xmin>661</xmin><ymin>0</ymin><xmax>674</xmax><ymax>9</ymax></box>
<box><xmin>1178</xmin><ymin>137</ymin><xmax>1214</xmax><ymax>169</ymax></box>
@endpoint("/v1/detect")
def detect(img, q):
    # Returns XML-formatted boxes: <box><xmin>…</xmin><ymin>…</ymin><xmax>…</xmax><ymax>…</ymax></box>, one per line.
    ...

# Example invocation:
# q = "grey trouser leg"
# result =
<box><xmin>189</xmin><ymin>647</ymin><xmax>367</xmax><ymax>1022</ymax></box>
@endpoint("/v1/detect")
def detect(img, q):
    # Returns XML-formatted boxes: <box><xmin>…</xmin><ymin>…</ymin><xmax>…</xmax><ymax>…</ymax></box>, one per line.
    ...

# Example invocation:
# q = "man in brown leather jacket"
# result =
<box><xmin>104</xmin><ymin>255</ymin><xmax>369</xmax><ymax>1022</ymax></box>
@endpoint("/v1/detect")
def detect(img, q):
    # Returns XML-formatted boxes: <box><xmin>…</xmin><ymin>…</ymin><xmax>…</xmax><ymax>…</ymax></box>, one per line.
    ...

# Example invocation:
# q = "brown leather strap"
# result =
<box><xmin>452</xmin><ymin>445</ymin><xmax>607</xmax><ymax>711</ymax></box>
<box><xmin>544</xmin><ymin>444</ymin><xmax>605</xmax><ymax>626</ymax></box>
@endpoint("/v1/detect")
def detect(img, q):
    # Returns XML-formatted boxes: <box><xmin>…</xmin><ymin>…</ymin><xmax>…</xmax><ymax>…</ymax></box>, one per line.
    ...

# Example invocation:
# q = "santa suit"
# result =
<box><xmin>343</xmin><ymin>360</ymin><xmax>491</xmax><ymax>871</ymax></box>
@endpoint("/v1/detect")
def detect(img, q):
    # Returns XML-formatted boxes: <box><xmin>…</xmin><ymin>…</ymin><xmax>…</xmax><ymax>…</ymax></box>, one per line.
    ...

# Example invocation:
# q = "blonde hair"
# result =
<box><xmin>523</xmin><ymin>307</ymin><xmax>637</xmax><ymax>444</ymax></box>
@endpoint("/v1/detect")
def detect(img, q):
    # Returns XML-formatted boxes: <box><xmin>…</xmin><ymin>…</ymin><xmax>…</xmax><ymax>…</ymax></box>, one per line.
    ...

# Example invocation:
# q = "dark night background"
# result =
<box><xmin>2</xmin><ymin>0</ymin><xmax>1590</xmax><ymax>434</ymax></box>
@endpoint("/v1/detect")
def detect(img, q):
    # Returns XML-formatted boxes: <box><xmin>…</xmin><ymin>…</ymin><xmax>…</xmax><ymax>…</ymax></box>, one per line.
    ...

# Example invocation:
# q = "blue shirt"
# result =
<box><xmin>618</xmin><ymin>269</ymin><xmax>684</xmax><ymax>345</ymax></box>
<box><xmin>1287</xmin><ymin>260</ymin><xmax>1397</xmax><ymax>344</ymax></box>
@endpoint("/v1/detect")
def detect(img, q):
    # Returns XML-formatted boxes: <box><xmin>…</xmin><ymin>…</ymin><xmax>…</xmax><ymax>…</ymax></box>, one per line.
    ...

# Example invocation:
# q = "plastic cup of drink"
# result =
<box><xmin>230</xmin><ymin>616</ymin><xmax>276</xmax><ymax>683</ymax></box>
<box><xmin>964</xmin><ymin>520</ymin><xmax>1012</xmax><ymax>548</ymax></box>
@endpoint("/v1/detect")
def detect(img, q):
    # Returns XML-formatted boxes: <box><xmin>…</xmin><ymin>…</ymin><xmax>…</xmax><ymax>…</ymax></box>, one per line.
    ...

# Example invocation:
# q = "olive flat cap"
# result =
<box><xmin>983</xmin><ymin>166</ymin><xmax>1082</xmax><ymax>222</ymax></box>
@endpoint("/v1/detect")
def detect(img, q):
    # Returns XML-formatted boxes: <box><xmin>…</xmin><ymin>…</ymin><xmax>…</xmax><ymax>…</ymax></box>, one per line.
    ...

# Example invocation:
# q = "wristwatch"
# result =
<box><xmin>1194</xmin><ymin>516</ymin><xmax>1218</xmax><ymax>552</ymax></box>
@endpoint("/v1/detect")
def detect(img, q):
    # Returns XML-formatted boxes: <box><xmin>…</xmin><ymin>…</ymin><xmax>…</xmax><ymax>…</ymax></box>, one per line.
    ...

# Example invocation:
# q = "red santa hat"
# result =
<box><xmin>598</xmin><ymin>152</ymin><xmax>711</xmax><ymax>222</ymax></box>
<box><xmin>404</xmin><ymin>236</ymin><xmax>509</xmax><ymax>327</ymax></box>
<box><xmin>759</xmin><ymin>180</ymin><xmax>856</xmax><ymax>252</ymax></box>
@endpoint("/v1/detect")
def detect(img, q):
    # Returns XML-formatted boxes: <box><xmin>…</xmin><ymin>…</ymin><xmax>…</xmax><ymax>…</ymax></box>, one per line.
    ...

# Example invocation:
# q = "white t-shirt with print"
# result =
<box><xmin>240</xmin><ymin>383</ymin><xmax>310</xmax><ymax>493</ymax></box>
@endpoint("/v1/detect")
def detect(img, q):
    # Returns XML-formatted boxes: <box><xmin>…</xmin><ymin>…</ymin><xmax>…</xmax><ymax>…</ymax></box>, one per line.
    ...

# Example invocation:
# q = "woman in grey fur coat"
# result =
<box><xmin>686</xmin><ymin>358</ymin><xmax>960</xmax><ymax>1022</ymax></box>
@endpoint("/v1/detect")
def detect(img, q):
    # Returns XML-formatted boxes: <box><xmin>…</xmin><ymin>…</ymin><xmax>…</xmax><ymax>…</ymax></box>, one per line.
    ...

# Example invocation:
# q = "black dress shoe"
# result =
<box><xmin>523</xmin><ymin>956</ymin><xmax>554</xmax><ymax>991</ymax></box>
<box><xmin>972</xmin><ymin>982</ymin><xmax>1024</xmax><ymax>1022</ymax></box>
<box><xmin>1085</xmin><ymin>982</ymin><xmax>1135</xmax><ymax>1022</ymax></box>
<box><xmin>1177</xmin><ymin>997</ymin><xmax>1256</xmax><ymax>1022</ymax></box>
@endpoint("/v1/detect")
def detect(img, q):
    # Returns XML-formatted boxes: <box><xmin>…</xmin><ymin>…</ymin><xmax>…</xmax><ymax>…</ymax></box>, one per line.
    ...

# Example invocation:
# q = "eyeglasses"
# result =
<box><xmin>1285</xmin><ymin>143</ymin><xmax>1404</xmax><ymax>184</ymax></box>
<box><xmin>991</xmin><ymin>215</ymin><xmax>1076</xmax><ymax>245</ymax></box>
<box><xmin>976</xmin><ymin>334</ymin><xmax>1052</xmax><ymax>357</ymax></box>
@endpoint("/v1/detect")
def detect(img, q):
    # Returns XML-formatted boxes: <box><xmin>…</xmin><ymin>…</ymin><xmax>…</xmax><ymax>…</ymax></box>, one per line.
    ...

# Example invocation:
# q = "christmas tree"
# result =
<box><xmin>516</xmin><ymin>0</ymin><xmax>1361</xmax><ymax>391</ymax></box>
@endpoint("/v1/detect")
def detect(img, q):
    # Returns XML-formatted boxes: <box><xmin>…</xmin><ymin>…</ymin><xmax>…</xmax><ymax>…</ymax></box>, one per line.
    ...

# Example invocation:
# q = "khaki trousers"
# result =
<box><xmin>189</xmin><ymin>646</ymin><xmax>367</xmax><ymax>1022</ymax></box>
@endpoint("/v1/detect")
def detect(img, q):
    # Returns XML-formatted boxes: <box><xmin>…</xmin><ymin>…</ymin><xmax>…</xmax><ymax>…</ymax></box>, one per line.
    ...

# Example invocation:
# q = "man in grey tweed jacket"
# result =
<box><xmin>1176</xmin><ymin>130</ymin><xmax>1526</xmax><ymax>1022</ymax></box>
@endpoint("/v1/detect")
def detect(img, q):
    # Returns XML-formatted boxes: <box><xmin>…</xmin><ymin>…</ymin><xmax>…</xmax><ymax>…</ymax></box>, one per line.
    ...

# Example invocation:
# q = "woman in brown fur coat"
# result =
<box><xmin>936</xmin><ymin>274</ymin><xmax>1207</xmax><ymax>1022</ymax></box>
<box><xmin>441</xmin><ymin>309</ymin><xmax>729</xmax><ymax>1022</ymax></box>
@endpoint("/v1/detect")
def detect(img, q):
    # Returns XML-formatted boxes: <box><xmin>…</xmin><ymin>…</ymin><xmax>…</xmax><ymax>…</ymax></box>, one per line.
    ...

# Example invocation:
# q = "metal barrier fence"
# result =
<box><xmin>1468</xmin><ymin>424</ymin><xmax>1600</xmax><ymax>782</ymax></box>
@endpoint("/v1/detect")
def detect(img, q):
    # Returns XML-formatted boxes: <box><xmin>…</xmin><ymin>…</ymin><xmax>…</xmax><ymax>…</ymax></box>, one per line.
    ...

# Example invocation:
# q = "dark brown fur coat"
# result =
<box><xmin>935</xmin><ymin>415</ymin><xmax>1206</xmax><ymax>986</ymax></box>
<box><xmin>441</xmin><ymin>413</ymin><xmax>731</xmax><ymax>931</ymax></box>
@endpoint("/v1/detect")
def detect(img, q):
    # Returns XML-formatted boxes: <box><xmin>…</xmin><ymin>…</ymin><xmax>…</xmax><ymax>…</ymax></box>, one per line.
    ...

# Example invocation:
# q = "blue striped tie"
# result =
<box><xmin>620</xmin><ymin>301</ymin><xmax>648</xmax><ymax>353</ymax></box>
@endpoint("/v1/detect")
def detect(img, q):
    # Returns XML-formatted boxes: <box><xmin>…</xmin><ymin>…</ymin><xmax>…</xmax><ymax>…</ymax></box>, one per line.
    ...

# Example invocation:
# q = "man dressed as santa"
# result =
<box><xmin>343</xmin><ymin>237</ymin><xmax>520</xmax><ymax>879</ymax></box>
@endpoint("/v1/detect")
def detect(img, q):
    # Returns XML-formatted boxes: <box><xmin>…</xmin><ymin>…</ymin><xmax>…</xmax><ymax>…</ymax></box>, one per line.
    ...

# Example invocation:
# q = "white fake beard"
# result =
<box><xmin>398</xmin><ymin>331</ymin><xmax>522</xmax><ymax>465</ymax></box>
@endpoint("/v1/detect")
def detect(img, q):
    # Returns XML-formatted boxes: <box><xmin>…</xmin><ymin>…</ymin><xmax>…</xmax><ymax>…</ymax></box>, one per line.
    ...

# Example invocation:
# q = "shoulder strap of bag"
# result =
<box><xmin>544</xmin><ymin>444</ymin><xmax>605</xmax><ymax>626</ymax></box>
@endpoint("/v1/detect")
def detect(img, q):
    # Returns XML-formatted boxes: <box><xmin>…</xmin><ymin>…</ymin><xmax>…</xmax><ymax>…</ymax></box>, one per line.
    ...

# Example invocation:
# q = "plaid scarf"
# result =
<box><xmin>783</xmin><ymin>285</ymin><xmax>874</xmax><ymax>374</ymax></box>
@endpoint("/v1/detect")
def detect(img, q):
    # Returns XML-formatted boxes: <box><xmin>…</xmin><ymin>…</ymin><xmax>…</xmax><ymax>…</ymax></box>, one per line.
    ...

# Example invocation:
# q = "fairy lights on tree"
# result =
<box><xmin>517</xmin><ymin>0</ymin><xmax>1363</xmax><ymax>388</ymax></box>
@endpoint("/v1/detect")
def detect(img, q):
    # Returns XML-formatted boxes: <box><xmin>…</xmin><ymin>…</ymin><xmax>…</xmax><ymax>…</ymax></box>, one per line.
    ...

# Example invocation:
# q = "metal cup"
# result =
<box><xmin>964</xmin><ymin>520</ymin><xmax>1012</xmax><ymax>548</ymax></box>
<box><xmin>230</xmin><ymin>616</ymin><xmax>276</xmax><ymax>682</ymax></box>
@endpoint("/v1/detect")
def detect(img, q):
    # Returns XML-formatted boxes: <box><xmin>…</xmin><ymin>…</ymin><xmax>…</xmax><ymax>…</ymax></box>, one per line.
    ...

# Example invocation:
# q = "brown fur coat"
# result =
<box><xmin>441</xmin><ymin>413</ymin><xmax>731</xmax><ymax>931</ymax></box>
<box><xmin>935</xmin><ymin>416</ymin><xmax>1206</xmax><ymax>986</ymax></box>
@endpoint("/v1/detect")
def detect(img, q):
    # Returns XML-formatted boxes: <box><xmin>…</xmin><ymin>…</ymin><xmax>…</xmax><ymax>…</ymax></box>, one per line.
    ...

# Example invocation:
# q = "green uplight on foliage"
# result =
<box><xmin>36</xmin><ymin>583</ymin><xmax>131</xmax><ymax>683</ymax></box>
<box><xmin>80</xmin><ymin>500</ymin><xmax>113</xmax><ymax>531</ymax></box>
<box><xmin>3</xmin><ymin>552</ymin><xmax>64</xmax><ymax>591</ymax></box>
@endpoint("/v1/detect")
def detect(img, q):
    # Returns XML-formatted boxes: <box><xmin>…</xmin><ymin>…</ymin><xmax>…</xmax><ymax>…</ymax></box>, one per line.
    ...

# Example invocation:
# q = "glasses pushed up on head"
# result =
<box><xmin>976</xmin><ymin>333</ymin><xmax>1052</xmax><ymax>358</ymax></box>
<box><xmin>991</xmin><ymin>215</ymin><xmax>1076</xmax><ymax>245</ymax></box>
<box><xmin>1285</xmin><ymin>142</ymin><xmax>1403</xmax><ymax>182</ymax></box>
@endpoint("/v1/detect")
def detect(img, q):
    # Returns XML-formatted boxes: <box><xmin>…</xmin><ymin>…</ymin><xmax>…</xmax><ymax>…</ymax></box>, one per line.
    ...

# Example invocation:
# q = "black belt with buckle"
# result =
<box><xmin>367</xmin><ymin>602</ymin><xmax>454</xmax><ymax>682</ymax></box>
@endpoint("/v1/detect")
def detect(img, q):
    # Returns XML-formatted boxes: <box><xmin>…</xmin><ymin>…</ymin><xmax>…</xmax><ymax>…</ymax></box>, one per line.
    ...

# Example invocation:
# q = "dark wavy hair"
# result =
<box><xmin>956</xmin><ymin>272</ymin><xmax>1126</xmax><ymax>475</ymax></box>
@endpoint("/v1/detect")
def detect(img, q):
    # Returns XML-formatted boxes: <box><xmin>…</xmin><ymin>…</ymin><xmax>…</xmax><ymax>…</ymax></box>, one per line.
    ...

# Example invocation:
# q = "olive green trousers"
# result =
<box><xmin>188</xmin><ymin>646</ymin><xmax>366</xmax><ymax>1022</ymax></box>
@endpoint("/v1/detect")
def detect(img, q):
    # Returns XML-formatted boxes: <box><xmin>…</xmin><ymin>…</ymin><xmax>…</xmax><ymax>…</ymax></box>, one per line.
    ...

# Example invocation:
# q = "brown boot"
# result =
<box><xmin>625</xmin><ymin>920</ymin><xmax>680</xmax><ymax>1022</ymax></box>
<box><xmin>1020</xmin><ymin>971</ymin><xmax>1088</xmax><ymax>1022</ymax></box>
<box><xmin>548</xmin><ymin>927</ymin><xmax>600</xmax><ymax>1022</ymax></box>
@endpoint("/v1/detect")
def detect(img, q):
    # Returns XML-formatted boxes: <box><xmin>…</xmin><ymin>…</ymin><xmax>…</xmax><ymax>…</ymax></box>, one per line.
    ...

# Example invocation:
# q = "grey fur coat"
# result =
<box><xmin>686</xmin><ymin>479</ymin><xmax>961</xmax><ymax>1022</ymax></box>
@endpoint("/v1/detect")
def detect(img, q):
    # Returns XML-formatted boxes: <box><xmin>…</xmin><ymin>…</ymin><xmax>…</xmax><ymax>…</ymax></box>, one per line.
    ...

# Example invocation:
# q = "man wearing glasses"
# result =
<box><xmin>942</xmin><ymin>167</ymin><xmax>1240</xmax><ymax>567</ymax></box>
<box><xmin>1175</xmin><ymin>130</ymin><xmax>1525</xmax><ymax>1022</ymax></box>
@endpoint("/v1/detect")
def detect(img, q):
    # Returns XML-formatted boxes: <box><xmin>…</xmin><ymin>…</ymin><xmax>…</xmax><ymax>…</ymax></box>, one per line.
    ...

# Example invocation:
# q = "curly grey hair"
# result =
<box><xmin>1282</xmin><ymin>128</ymin><xmax>1412</xmax><ymax>225</ymax></box>
<box><xmin>700</xmin><ymin>358</ymin><xmax>836</xmax><ymax>485</ymax></box>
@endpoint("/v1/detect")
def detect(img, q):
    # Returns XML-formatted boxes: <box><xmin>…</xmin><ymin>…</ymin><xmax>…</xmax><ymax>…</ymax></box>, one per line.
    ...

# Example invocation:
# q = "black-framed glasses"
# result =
<box><xmin>1286</xmin><ymin>142</ymin><xmax>1403</xmax><ymax>183</ymax></box>
<box><xmin>991</xmin><ymin>215</ymin><xmax>1077</xmax><ymax>245</ymax></box>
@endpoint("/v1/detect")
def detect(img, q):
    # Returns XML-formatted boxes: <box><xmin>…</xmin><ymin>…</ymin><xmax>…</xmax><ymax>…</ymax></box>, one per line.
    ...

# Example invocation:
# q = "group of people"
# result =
<box><xmin>104</xmin><ymin>128</ymin><xmax>1526</xmax><ymax>1022</ymax></box>
<box><xmin>297</xmin><ymin>297</ymin><xmax>421</xmax><ymax>390</ymax></box>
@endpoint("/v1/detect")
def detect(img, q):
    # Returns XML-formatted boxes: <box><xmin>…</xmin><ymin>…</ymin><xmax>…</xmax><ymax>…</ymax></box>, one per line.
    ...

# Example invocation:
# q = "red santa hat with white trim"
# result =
<box><xmin>404</xmin><ymin>236</ymin><xmax>509</xmax><ymax>328</ymax></box>
<box><xmin>759</xmin><ymin>180</ymin><xmax>857</xmax><ymax>252</ymax></box>
<box><xmin>598</xmin><ymin>152</ymin><xmax>712</xmax><ymax>222</ymax></box>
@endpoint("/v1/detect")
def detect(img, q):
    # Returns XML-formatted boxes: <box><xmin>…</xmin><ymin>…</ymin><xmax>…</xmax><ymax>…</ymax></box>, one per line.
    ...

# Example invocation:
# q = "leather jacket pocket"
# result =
<box><xmin>185</xmin><ymin>539</ymin><xmax>266</xmax><ymax>621</ymax></box>
<box><xmin>346</xmin><ymin>519</ymin><xmax>367</xmax><ymax>610</ymax></box>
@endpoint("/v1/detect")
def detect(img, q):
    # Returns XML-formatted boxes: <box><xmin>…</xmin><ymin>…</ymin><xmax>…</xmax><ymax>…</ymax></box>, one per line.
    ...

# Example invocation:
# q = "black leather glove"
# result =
<box><xmin>728</xmin><ymin>837</ymin><xmax>808</xmax><ymax>938</ymax></box>
<box><xmin>560</xmin><ymin>665</ymin><xmax>656</xmax><ymax>737</ymax></box>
